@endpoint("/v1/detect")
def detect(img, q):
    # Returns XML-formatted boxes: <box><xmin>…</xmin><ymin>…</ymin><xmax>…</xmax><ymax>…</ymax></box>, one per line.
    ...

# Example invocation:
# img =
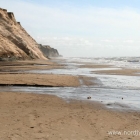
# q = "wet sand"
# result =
<box><xmin>0</xmin><ymin>59</ymin><xmax>64</xmax><ymax>72</ymax></box>
<box><xmin>0</xmin><ymin>60</ymin><xmax>80</xmax><ymax>87</ymax></box>
<box><xmin>93</xmin><ymin>68</ymin><xmax>140</xmax><ymax>76</ymax></box>
<box><xmin>0</xmin><ymin>60</ymin><xmax>97</xmax><ymax>87</ymax></box>
<box><xmin>79</xmin><ymin>64</ymin><xmax>111</xmax><ymax>68</ymax></box>
<box><xmin>0</xmin><ymin>59</ymin><xmax>140</xmax><ymax>139</ymax></box>
<box><xmin>0</xmin><ymin>73</ymin><xmax>80</xmax><ymax>87</ymax></box>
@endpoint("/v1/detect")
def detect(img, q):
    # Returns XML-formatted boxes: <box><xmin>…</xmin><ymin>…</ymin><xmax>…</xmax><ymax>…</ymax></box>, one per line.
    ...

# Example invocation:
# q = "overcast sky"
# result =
<box><xmin>1</xmin><ymin>0</ymin><xmax>140</xmax><ymax>57</ymax></box>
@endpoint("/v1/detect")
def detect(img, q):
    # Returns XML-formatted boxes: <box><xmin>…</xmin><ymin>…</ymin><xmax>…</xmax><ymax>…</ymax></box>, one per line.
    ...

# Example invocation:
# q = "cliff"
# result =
<box><xmin>0</xmin><ymin>8</ymin><xmax>46</xmax><ymax>60</ymax></box>
<box><xmin>39</xmin><ymin>44</ymin><xmax>60</xmax><ymax>58</ymax></box>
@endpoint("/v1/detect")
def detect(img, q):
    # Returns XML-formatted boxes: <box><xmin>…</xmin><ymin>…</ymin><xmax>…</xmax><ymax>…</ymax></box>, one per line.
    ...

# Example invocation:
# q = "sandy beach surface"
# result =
<box><xmin>0</xmin><ymin>73</ymin><xmax>80</xmax><ymax>87</ymax></box>
<box><xmin>0</xmin><ymin>59</ymin><xmax>140</xmax><ymax>140</ymax></box>
<box><xmin>0</xmin><ymin>59</ymin><xmax>63</xmax><ymax>72</ymax></box>
<box><xmin>93</xmin><ymin>68</ymin><xmax>140</xmax><ymax>76</ymax></box>
<box><xmin>1</xmin><ymin>92</ymin><xmax>140</xmax><ymax>140</ymax></box>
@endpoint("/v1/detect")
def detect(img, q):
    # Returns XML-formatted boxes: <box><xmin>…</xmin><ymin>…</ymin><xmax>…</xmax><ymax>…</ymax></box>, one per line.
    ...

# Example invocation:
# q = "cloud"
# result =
<box><xmin>1</xmin><ymin>0</ymin><xmax>140</xmax><ymax>57</ymax></box>
<box><xmin>101</xmin><ymin>40</ymin><xmax>115</xmax><ymax>43</ymax></box>
<box><xmin>123</xmin><ymin>40</ymin><xmax>134</xmax><ymax>43</ymax></box>
<box><xmin>36</xmin><ymin>36</ymin><xmax>94</xmax><ymax>48</ymax></box>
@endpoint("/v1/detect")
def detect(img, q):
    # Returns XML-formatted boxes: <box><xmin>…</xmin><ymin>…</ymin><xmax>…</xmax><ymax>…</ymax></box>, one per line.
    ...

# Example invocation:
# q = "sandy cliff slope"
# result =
<box><xmin>0</xmin><ymin>8</ymin><xmax>46</xmax><ymax>60</ymax></box>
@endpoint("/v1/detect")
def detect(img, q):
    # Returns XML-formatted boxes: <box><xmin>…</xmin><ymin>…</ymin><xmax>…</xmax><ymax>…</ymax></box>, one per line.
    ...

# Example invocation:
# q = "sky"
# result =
<box><xmin>1</xmin><ymin>0</ymin><xmax>140</xmax><ymax>57</ymax></box>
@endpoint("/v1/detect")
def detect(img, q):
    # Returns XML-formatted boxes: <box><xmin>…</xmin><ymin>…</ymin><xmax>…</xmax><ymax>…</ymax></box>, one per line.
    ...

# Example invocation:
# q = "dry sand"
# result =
<box><xmin>0</xmin><ymin>92</ymin><xmax>140</xmax><ymax>140</ymax></box>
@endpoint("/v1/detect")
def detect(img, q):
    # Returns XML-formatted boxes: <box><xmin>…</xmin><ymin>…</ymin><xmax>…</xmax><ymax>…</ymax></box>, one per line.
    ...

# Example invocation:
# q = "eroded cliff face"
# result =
<box><xmin>39</xmin><ymin>44</ymin><xmax>60</xmax><ymax>58</ymax></box>
<box><xmin>0</xmin><ymin>8</ymin><xmax>46</xmax><ymax>60</ymax></box>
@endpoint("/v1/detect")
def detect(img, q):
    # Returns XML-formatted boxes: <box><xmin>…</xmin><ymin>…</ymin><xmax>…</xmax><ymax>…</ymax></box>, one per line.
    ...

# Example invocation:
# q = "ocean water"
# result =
<box><xmin>63</xmin><ymin>57</ymin><xmax>140</xmax><ymax>69</ymax></box>
<box><xmin>0</xmin><ymin>57</ymin><xmax>140</xmax><ymax>111</ymax></box>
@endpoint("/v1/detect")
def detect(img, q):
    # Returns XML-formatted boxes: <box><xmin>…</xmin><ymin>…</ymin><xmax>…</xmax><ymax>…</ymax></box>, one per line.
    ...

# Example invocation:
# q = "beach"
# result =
<box><xmin>1</xmin><ymin>92</ymin><xmax>140</xmax><ymax>140</ymax></box>
<box><xmin>0</xmin><ymin>57</ymin><xmax>140</xmax><ymax>140</ymax></box>
<box><xmin>1</xmin><ymin>1</ymin><xmax>140</xmax><ymax>139</ymax></box>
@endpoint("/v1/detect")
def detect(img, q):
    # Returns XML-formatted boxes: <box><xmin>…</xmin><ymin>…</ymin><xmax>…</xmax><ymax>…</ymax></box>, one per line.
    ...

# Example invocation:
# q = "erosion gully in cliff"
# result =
<box><xmin>0</xmin><ymin>8</ymin><xmax>47</xmax><ymax>60</ymax></box>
